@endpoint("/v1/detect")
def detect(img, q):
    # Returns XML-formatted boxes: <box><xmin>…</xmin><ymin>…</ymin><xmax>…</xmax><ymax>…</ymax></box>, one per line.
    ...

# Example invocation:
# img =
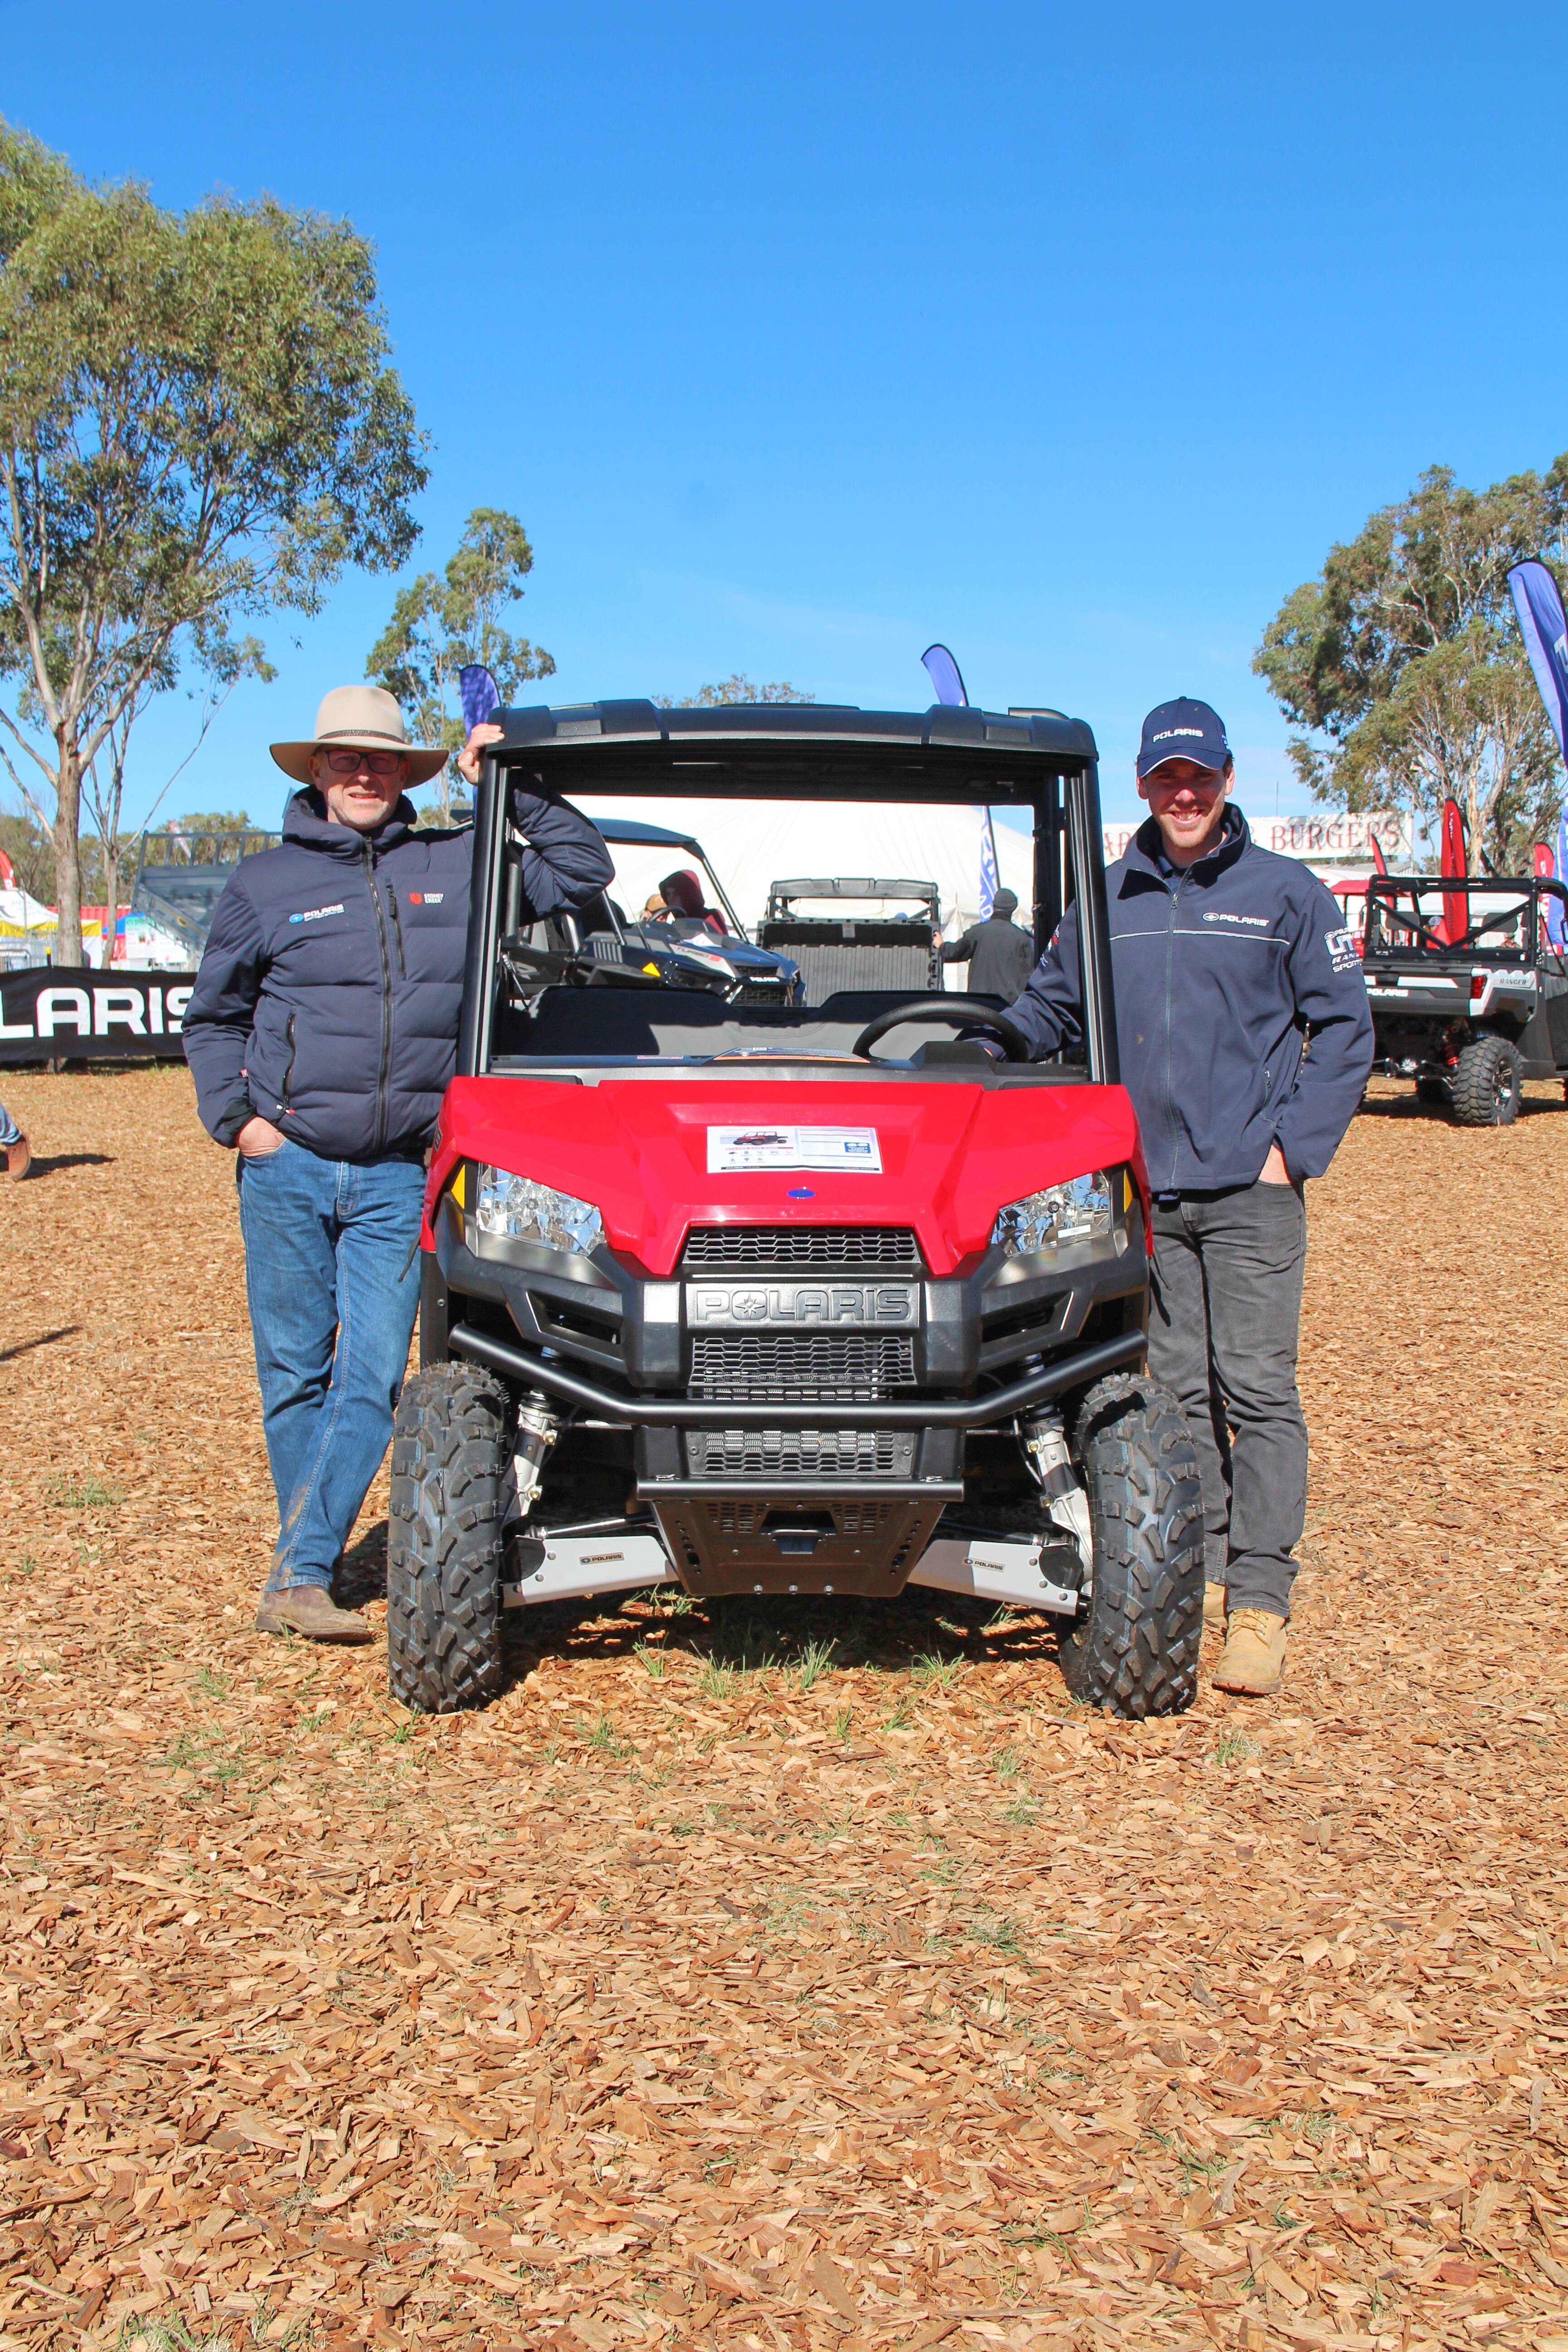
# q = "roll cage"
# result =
<box><xmin>458</xmin><ymin>699</ymin><xmax>1116</xmax><ymax>1078</ymax></box>
<box><xmin>1365</xmin><ymin>873</ymin><xmax>1568</xmax><ymax>964</ymax></box>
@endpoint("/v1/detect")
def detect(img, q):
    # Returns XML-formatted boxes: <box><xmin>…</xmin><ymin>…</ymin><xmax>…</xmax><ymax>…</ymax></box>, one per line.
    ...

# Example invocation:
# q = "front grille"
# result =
<box><xmin>736</xmin><ymin>980</ymin><xmax>791</xmax><ymax>1004</ymax></box>
<box><xmin>691</xmin><ymin>1332</ymin><xmax>916</xmax><ymax>1402</ymax></box>
<box><xmin>685</xmin><ymin>1428</ymin><xmax>916</xmax><ymax>1480</ymax></box>
<box><xmin>681</xmin><ymin>1225</ymin><xmax>922</xmax><ymax>1270</ymax></box>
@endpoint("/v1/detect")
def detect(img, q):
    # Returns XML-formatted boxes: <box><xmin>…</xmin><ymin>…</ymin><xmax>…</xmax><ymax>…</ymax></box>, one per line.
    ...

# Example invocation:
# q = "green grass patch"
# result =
<box><xmin>911</xmin><ymin>1651</ymin><xmax>964</xmax><ymax>1692</ymax></box>
<box><xmin>46</xmin><ymin>1471</ymin><xmax>125</xmax><ymax>1509</ymax></box>
<box><xmin>795</xmin><ymin>1637</ymin><xmax>838</xmax><ymax>1690</ymax></box>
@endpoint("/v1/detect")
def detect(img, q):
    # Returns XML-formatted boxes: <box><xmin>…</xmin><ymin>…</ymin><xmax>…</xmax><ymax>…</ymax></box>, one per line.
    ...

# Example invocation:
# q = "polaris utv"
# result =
<box><xmin>389</xmin><ymin>701</ymin><xmax>1204</xmax><ymax>1720</ymax></box>
<box><xmin>1362</xmin><ymin>872</ymin><xmax>1568</xmax><ymax>1125</ymax></box>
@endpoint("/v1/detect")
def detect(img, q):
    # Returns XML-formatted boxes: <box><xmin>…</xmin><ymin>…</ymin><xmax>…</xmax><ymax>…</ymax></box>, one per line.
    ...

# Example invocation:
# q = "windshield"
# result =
<box><xmin>1365</xmin><ymin>879</ymin><xmax>1539</xmax><ymax>963</ymax></box>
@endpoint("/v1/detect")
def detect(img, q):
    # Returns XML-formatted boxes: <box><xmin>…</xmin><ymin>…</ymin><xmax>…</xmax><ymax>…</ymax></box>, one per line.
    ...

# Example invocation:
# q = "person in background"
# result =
<box><xmin>941</xmin><ymin>887</ymin><xmax>1035</xmax><ymax>999</ymax></box>
<box><xmin>184</xmin><ymin>686</ymin><xmax>612</xmax><ymax>1646</ymax></box>
<box><xmin>0</xmin><ymin>1098</ymin><xmax>29</xmax><ymax>1178</ymax></box>
<box><xmin>991</xmin><ymin>697</ymin><xmax>1373</xmax><ymax>1698</ymax></box>
<box><xmin>656</xmin><ymin>868</ymin><xmax>728</xmax><ymax>933</ymax></box>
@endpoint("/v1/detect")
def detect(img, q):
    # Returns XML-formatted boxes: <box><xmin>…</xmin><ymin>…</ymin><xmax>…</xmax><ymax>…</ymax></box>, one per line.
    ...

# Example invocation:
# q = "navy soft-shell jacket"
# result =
<box><xmin>1003</xmin><ymin>809</ymin><xmax>1373</xmax><ymax>1190</ymax></box>
<box><xmin>184</xmin><ymin>785</ymin><xmax>613</xmax><ymax>1160</ymax></box>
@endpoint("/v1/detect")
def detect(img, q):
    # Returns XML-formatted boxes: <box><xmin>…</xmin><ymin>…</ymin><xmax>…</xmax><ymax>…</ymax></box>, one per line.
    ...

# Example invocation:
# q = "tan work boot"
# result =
<box><xmin>255</xmin><ymin>1584</ymin><xmax>372</xmax><ymax>1645</ymax></box>
<box><xmin>1203</xmin><ymin>1581</ymin><xmax>1227</xmax><ymax>1629</ymax></box>
<box><xmin>1212</xmin><ymin>1607</ymin><xmax>1286</xmax><ymax>1696</ymax></box>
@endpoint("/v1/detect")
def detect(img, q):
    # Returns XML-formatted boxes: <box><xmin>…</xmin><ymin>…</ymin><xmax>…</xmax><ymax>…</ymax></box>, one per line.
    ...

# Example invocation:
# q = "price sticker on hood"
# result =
<box><xmin>707</xmin><ymin>1124</ymin><xmax>882</xmax><ymax>1174</ymax></box>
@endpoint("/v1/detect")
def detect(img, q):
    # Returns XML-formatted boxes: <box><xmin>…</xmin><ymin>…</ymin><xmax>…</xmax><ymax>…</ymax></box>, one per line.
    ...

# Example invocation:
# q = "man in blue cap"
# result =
<box><xmin>995</xmin><ymin>698</ymin><xmax>1373</xmax><ymax>1697</ymax></box>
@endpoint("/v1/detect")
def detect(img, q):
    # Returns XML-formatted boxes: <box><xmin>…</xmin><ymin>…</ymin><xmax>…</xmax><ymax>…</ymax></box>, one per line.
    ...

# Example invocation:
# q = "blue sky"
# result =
<box><xmin>5</xmin><ymin>0</ymin><xmax>1567</xmax><ymax>835</ymax></box>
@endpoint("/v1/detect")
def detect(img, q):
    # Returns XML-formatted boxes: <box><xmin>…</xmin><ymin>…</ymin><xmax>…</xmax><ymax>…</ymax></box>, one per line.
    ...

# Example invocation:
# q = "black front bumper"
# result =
<box><xmin>428</xmin><ymin>1200</ymin><xmax>1147</xmax><ymax>1596</ymax></box>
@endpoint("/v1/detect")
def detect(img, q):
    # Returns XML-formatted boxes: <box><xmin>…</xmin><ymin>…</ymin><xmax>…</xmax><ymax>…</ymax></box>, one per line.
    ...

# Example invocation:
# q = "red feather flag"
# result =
<box><xmin>1436</xmin><ymin>799</ymin><xmax>1467</xmax><ymax>946</ymax></box>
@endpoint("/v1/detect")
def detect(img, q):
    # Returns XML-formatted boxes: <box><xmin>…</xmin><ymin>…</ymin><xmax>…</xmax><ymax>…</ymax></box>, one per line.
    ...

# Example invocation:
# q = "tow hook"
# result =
<box><xmin>1021</xmin><ymin>1408</ymin><xmax>1094</xmax><ymax>1586</ymax></box>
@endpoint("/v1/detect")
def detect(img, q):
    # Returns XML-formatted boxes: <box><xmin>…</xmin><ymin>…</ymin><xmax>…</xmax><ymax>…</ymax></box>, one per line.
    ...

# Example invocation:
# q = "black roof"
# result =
<box><xmin>593</xmin><ymin>817</ymin><xmax>705</xmax><ymax>852</ymax></box>
<box><xmin>490</xmin><ymin>700</ymin><xmax>1098</xmax><ymax>807</ymax></box>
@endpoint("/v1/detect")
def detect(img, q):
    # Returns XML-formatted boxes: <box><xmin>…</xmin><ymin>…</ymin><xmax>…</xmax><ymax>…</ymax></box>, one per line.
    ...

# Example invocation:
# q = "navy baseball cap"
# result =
<box><xmin>1137</xmin><ymin>697</ymin><xmax>1230</xmax><ymax>779</ymax></box>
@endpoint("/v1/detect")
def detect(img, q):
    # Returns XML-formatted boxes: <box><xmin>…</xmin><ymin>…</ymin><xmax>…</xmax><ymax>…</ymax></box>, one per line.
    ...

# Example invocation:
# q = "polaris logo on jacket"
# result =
<box><xmin>289</xmin><ymin>902</ymin><xmax>345</xmax><ymax>925</ymax></box>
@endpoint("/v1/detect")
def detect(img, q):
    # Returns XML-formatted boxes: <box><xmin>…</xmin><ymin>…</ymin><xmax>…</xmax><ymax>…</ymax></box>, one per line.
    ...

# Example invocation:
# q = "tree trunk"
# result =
<box><xmin>51</xmin><ymin>740</ymin><xmax>85</xmax><ymax>968</ymax></box>
<box><xmin>102</xmin><ymin>842</ymin><xmax>120</xmax><ymax>965</ymax></box>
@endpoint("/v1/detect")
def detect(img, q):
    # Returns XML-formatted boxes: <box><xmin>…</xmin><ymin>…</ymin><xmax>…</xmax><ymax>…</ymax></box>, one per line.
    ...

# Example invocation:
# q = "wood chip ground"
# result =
<box><xmin>0</xmin><ymin>1067</ymin><xmax>1565</xmax><ymax>2352</ymax></box>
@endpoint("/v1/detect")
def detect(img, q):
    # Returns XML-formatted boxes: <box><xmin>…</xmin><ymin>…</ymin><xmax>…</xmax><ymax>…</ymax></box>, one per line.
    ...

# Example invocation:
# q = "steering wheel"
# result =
<box><xmin>850</xmin><ymin>998</ymin><xmax>1031</xmax><ymax>1063</ymax></box>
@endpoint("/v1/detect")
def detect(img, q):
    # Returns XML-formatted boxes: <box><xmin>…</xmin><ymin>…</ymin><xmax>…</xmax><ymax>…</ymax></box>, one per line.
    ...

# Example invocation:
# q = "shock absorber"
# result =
<box><xmin>505</xmin><ymin>1396</ymin><xmax>559</xmax><ymax>1528</ymax></box>
<box><xmin>1020</xmin><ymin>1407</ymin><xmax>1093</xmax><ymax>1583</ymax></box>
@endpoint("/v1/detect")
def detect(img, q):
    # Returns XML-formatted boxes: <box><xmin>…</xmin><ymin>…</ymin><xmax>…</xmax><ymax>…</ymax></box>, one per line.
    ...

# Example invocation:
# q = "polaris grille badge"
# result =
<box><xmin>688</xmin><ymin>1284</ymin><xmax>918</xmax><ymax>1327</ymax></box>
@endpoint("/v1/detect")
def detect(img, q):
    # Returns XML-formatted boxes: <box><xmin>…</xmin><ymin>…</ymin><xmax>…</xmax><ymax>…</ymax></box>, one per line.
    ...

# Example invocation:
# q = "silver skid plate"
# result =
<box><xmin>502</xmin><ymin>1529</ymin><xmax>676</xmax><ymax>1608</ymax></box>
<box><xmin>907</xmin><ymin>1535</ymin><xmax>1082</xmax><ymax>1615</ymax></box>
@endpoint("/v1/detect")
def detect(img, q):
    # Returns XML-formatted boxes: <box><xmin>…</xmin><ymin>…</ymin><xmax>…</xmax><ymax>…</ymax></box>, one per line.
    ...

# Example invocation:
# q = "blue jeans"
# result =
<box><xmin>236</xmin><ymin>1139</ymin><xmax>426</xmax><ymax>1593</ymax></box>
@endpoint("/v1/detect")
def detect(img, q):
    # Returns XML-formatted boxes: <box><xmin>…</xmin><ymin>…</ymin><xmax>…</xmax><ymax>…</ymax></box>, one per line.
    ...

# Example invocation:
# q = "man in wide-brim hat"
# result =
<box><xmin>184</xmin><ymin>686</ymin><xmax>612</xmax><ymax>1645</ymax></box>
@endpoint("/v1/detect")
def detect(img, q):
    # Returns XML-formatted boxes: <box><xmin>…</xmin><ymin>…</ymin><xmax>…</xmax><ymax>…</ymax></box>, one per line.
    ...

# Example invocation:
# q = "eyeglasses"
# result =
<box><xmin>322</xmin><ymin>748</ymin><xmax>405</xmax><ymax>778</ymax></box>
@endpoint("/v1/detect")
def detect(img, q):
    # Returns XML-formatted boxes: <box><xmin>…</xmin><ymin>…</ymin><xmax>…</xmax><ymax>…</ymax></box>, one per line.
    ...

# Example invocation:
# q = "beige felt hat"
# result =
<box><xmin>270</xmin><ymin>684</ymin><xmax>447</xmax><ymax>788</ymax></box>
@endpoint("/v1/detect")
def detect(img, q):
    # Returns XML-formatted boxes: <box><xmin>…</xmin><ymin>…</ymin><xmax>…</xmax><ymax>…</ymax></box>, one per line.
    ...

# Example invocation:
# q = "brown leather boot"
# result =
<box><xmin>1212</xmin><ymin>1607</ymin><xmax>1287</xmax><ymax>1696</ymax></box>
<box><xmin>255</xmin><ymin>1585</ymin><xmax>372</xmax><ymax>1645</ymax></box>
<box><xmin>4</xmin><ymin>1132</ymin><xmax>30</xmax><ymax>1179</ymax></box>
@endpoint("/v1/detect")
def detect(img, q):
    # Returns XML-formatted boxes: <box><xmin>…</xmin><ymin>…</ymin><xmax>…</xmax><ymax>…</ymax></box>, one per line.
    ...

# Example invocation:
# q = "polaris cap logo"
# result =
<box><xmin>688</xmin><ymin>1283</ymin><xmax>917</xmax><ymax>1328</ymax></box>
<box><xmin>289</xmin><ymin>902</ymin><xmax>346</xmax><ymax>925</ymax></box>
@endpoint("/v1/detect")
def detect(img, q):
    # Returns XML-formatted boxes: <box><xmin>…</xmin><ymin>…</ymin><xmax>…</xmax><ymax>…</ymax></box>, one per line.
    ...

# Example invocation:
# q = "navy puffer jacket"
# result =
<box><xmin>184</xmin><ymin>785</ymin><xmax>612</xmax><ymax>1161</ymax></box>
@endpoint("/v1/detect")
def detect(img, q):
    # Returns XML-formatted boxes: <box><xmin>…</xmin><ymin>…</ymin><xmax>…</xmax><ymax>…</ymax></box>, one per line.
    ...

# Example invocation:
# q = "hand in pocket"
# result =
<box><xmin>237</xmin><ymin>1117</ymin><xmax>287</xmax><ymax>1160</ymax></box>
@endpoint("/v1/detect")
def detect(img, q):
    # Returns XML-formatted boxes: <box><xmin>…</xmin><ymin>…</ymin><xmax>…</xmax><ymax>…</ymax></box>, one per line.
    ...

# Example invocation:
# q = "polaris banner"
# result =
<box><xmin>0</xmin><ymin>969</ymin><xmax>193</xmax><ymax>1064</ymax></box>
<box><xmin>1508</xmin><ymin>560</ymin><xmax>1568</xmax><ymax>764</ymax></box>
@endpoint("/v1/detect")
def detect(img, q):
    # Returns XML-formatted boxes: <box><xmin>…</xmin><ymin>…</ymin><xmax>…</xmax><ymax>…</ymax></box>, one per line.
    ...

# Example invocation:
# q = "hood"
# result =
<box><xmin>283</xmin><ymin>787</ymin><xmax>420</xmax><ymax>858</ymax></box>
<box><xmin>431</xmin><ymin>1073</ymin><xmax>1143</xmax><ymax>1275</ymax></box>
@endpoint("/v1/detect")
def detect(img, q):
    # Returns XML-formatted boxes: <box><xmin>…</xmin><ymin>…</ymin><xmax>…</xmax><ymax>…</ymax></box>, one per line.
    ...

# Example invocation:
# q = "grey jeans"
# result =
<box><xmin>1147</xmin><ymin>1181</ymin><xmax>1308</xmax><ymax>1619</ymax></box>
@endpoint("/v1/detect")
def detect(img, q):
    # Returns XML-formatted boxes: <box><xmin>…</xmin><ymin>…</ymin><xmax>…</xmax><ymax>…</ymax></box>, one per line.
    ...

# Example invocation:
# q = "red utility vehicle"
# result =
<box><xmin>390</xmin><ymin>701</ymin><xmax>1203</xmax><ymax>1719</ymax></box>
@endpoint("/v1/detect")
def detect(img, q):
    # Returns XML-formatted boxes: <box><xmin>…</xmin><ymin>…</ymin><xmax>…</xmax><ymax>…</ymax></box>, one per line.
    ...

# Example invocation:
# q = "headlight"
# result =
<box><xmin>475</xmin><ymin>1166</ymin><xmax>603</xmax><ymax>1256</ymax></box>
<box><xmin>991</xmin><ymin>1171</ymin><xmax>1113</xmax><ymax>1257</ymax></box>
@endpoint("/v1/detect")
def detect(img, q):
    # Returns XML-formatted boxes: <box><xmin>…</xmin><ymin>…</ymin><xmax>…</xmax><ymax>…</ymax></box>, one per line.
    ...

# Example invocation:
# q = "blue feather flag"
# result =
<box><xmin>459</xmin><ymin>663</ymin><xmax>501</xmax><ymax>735</ymax></box>
<box><xmin>1508</xmin><ymin>563</ymin><xmax>1568</xmax><ymax>761</ymax></box>
<box><xmin>979</xmin><ymin>810</ymin><xmax>999</xmax><ymax>921</ymax></box>
<box><xmin>921</xmin><ymin>644</ymin><xmax>969</xmax><ymax>708</ymax></box>
<box><xmin>1508</xmin><ymin>564</ymin><xmax>1568</xmax><ymax>949</ymax></box>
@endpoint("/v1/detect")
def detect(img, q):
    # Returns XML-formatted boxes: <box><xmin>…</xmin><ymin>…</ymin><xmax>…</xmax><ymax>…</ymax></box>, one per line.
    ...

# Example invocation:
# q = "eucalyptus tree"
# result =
<box><xmin>0</xmin><ymin>121</ymin><xmax>427</xmax><ymax>960</ymax></box>
<box><xmin>369</xmin><ymin>507</ymin><xmax>555</xmax><ymax>824</ymax></box>
<box><xmin>1254</xmin><ymin>461</ymin><xmax>1568</xmax><ymax>867</ymax></box>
